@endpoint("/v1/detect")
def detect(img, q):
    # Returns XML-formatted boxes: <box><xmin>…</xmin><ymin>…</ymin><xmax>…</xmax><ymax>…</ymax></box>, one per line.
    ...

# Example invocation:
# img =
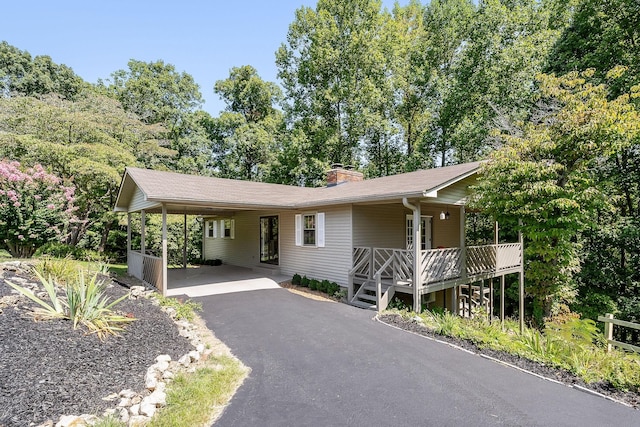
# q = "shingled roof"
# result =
<box><xmin>114</xmin><ymin>161</ymin><xmax>481</xmax><ymax>214</ymax></box>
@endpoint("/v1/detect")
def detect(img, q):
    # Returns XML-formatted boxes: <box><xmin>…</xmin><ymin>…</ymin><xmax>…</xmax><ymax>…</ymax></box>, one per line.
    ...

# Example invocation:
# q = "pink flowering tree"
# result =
<box><xmin>0</xmin><ymin>160</ymin><xmax>76</xmax><ymax>257</ymax></box>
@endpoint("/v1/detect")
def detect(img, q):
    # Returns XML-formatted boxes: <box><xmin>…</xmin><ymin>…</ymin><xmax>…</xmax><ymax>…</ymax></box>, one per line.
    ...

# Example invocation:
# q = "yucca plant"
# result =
<box><xmin>6</xmin><ymin>270</ymin><xmax>66</xmax><ymax>320</ymax></box>
<box><xmin>6</xmin><ymin>269</ymin><xmax>135</xmax><ymax>340</ymax></box>
<box><xmin>66</xmin><ymin>271</ymin><xmax>135</xmax><ymax>339</ymax></box>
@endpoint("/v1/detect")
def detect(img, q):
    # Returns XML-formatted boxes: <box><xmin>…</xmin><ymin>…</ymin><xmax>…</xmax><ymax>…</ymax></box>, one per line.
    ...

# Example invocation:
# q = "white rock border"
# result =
<box><xmin>40</xmin><ymin>284</ymin><xmax>221</xmax><ymax>427</ymax></box>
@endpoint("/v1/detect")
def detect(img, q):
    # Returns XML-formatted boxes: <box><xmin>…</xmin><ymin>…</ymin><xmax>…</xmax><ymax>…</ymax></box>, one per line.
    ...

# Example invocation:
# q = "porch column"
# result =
<box><xmin>460</xmin><ymin>206</ymin><xmax>466</xmax><ymax>281</ymax></box>
<box><xmin>518</xmin><ymin>219</ymin><xmax>524</xmax><ymax>333</ymax></box>
<box><xmin>140</xmin><ymin>210</ymin><xmax>146</xmax><ymax>255</ymax></box>
<box><xmin>413</xmin><ymin>203</ymin><xmax>421</xmax><ymax>313</ymax></box>
<box><xmin>161</xmin><ymin>204</ymin><xmax>168</xmax><ymax>297</ymax></box>
<box><xmin>183</xmin><ymin>214</ymin><xmax>188</xmax><ymax>269</ymax></box>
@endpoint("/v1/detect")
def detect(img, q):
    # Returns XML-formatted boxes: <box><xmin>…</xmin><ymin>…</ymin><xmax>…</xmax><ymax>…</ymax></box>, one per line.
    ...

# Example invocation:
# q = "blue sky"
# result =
<box><xmin>3</xmin><ymin>0</ymin><xmax>402</xmax><ymax>115</ymax></box>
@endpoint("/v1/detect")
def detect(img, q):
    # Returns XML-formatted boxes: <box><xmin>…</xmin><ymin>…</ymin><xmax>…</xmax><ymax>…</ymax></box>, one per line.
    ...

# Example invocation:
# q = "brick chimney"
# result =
<box><xmin>326</xmin><ymin>163</ymin><xmax>364</xmax><ymax>187</ymax></box>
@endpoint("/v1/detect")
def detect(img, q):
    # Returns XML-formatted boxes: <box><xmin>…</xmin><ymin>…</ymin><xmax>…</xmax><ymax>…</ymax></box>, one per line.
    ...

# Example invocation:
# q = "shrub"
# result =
<box><xmin>292</xmin><ymin>274</ymin><xmax>302</xmax><ymax>286</ymax></box>
<box><xmin>327</xmin><ymin>282</ymin><xmax>340</xmax><ymax>296</ymax></box>
<box><xmin>318</xmin><ymin>280</ymin><xmax>330</xmax><ymax>293</ymax></box>
<box><xmin>0</xmin><ymin>161</ymin><xmax>76</xmax><ymax>258</ymax></box>
<box><xmin>34</xmin><ymin>243</ymin><xmax>106</xmax><ymax>262</ymax></box>
<box><xmin>309</xmin><ymin>279</ymin><xmax>319</xmax><ymax>291</ymax></box>
<box><xmin>34</xmin><ymin>257</ymin><xmax>80</xmax><ymax>285</ymax></box>
<box><xmin>300</xmin><ymin>276</ymin><xmax>310</xmax><ymax>287</ymax></box>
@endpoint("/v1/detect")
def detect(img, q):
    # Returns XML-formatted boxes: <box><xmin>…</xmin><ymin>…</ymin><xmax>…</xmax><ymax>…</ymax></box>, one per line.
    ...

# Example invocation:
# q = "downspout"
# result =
<box><xmin>403</xmin><ymin>198</ymin><xmax>421</xmax><ymax>313</ymax></box>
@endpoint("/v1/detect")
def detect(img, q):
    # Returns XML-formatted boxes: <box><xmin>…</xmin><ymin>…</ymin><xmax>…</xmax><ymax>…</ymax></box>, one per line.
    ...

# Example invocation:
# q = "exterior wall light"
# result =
<box><xmin>440</xmin><ymin>211</ymin><xmax>450</xmax><ymax>220</ymax></box>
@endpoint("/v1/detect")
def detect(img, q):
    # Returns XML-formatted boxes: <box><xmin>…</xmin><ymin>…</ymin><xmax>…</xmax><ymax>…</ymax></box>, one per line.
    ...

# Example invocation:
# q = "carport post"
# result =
<box><xmin>140</xmin><ymin>210</ymin><xmax>146</xmax><ymax>255</ymax></box>
<box><xmin>127</xmin><ymin>213</ymin><xmax>131</xmax><ymax>254</ymax></box>
<box><xmin>162</xmin><ymin>204</ymin><xmax>168</xmax><ymax>297</ymax></box>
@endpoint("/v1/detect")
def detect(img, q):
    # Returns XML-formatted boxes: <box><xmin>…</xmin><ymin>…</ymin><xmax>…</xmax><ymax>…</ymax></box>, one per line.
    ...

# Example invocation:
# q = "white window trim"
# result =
<box><xmin>205</xmin><ymin>218</ymin><xmax>234</xmax><ymax>239</ymax></box>
<box><xmin>295</xmin><ymin>212</ymin><xmax>325</xmax><ymax>247</ymax></box>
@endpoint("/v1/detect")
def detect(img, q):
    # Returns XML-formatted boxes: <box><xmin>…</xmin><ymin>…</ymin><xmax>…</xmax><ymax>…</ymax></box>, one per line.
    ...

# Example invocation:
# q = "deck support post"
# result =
<box><xmin>161</xmin><ymin>204</ymin><xmax>168</xmax><ymax>297</ymax></box>
<box><xmin>489</xmin><ymin>279</ymin><xmax>494</xmax><ymax>322</ymax></box>
<box><xmin>518</xmin><ymin>220</ymin><xmax>524</xmax><ymax>333</ymax></box>
<box><xmin>451</xmin><ymin>286</ymin><xmax>457</xmax><ymax>314</ymax></box>
<box><xmin>480</xmin><ymin>279</ymin><xmax>485</xmax><ymax>317</ymax></box>
<box><xmin>183</xmin><ymin>214</ymin><xmax>188</xmax><ymax>269</ymax></box>
<box><xmin>468</xmin><ymin>281</ymin><xmax>472</xmax><ymax>317</ymax></box>
<box><xmin>140</xmin><ymin>210</ymin><xmax>146</xmax><ymax>255</ymax></box>
<box><xmin>500</xmin><ymin>275</ymin><xmax>505</xmax><ymax>328</ymax></box>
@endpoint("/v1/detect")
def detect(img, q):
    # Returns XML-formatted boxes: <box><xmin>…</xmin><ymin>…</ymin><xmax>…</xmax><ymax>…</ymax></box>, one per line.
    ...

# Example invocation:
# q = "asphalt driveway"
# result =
<box><xmin>196</xmin><ymin>288</ymin><xmax>639</xmax><ymax>426</ymax></box>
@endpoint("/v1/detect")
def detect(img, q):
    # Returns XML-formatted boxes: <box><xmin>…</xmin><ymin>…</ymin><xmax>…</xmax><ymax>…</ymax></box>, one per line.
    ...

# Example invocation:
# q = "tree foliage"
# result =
<box><xmin>0</xmin><ymin>161</ymin><xmax>76</xmax><ymax>257</ymax></box>
<box><xmin>0</xmin><ymin>41</ymin><xmax>86</xmax><ymax>100</ymax></box>
<box><xmin>472</xmin><ymin>69</ymin><xmax>640</xmax><ymax>321</ymax></box>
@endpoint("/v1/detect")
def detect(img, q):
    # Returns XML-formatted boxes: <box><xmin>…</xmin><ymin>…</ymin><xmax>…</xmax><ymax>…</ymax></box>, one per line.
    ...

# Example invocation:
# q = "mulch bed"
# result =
<box><xmin>0</xmin><ymin>264</ymin><xmax>193</xmax><ymax>427</ymax></box>
<box><xmin>378</xmin><ymin>313</ymin><xmax>640</xmax><ymax>409</ymax></box>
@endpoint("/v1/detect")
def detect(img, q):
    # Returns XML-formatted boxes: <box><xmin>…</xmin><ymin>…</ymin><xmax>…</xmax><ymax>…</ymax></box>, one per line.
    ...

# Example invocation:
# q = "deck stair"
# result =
<box><xmin>349</xmin><ymin>279</ymin><xmax>394</xmax><ymax>310</ymax></box>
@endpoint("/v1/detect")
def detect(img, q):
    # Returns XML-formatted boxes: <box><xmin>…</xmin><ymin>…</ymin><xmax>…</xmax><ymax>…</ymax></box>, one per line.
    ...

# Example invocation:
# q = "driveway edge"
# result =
<box><xmin>374</xmin><ymin>314</ymin><xmax>633</xmax><ymax>409</ymax></box>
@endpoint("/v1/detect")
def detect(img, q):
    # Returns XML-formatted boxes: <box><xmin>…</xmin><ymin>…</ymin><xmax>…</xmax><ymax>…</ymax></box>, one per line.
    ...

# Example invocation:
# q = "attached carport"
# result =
<box><xmin>113</xmin><ymin>167</ymin><xmax>308</xmax><ymax>295</ymax></box>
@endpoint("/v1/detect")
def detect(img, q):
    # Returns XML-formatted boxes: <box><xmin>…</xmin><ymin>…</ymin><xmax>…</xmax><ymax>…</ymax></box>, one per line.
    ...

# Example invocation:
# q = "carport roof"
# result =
<box><xmin>114</xmin><ymin>161</ymin><xmax>482</xmax><ymax>214</ymax></box>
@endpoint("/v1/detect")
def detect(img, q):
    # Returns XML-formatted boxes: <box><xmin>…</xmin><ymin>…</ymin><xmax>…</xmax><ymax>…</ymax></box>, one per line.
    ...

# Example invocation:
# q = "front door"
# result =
<box><xmin>406</xmin><ymin>215</ymin><xmax>432</xmax><ymax>250</ymax></box>
<box><xmin>260</xmin><ymin>216</ymin><xmax>279</xmax><ymax>264</ymax></box>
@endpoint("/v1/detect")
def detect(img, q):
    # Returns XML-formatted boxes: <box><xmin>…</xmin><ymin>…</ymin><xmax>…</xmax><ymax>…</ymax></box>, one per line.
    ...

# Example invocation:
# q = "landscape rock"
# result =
<box><xmin>178</xmin><ymin>353</ymin><xmax>191</xmax><ymax>367</ymax></box>
<box><xmin>144</xmin><ymin>389</ymin><xmax>167</xmax><ymax>407</ymax></box>
<box><xmin>119</xmin><ymin>389</ymin><xmax>137</xmax><ymax>399</ymax></box>
<box><xmin>54</xmin><ymin>415</ymin><xmax>84</xmax><ymax>427</ymax></box>
<box><xmin>119</xmin><ymin>408</ymin><xmax>129</xmax><ymax>423</ymax></box>
<box><xmin>129</xmin><ymin>403</ymin><xmax>140</xmax><ymax>416</ymax></box>
<box><xmin>188</xmin><ymin>350</ymin><xmax>201</xmax><ymax>362</ymax></box>
<box><xmin>144</xmin><ymin>369</ymin><xmax>158</xmax><ymax>390</ymax></box>
<box><xmin>139</xmin><ymin>401</ymin><xmax>156</xmax><ymax>418</ymax></box>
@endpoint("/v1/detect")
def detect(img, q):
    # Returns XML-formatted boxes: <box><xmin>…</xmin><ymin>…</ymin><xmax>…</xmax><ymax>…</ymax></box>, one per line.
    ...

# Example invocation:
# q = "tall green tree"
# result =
<box><xmin>472</xmin><ymin>69</ymin><xmax>639</xmax><ymax>322</ymax></box>
<box><xmin>276</xmin><ymin>0</ymin><xmax>388</xmax><ymax>183</ymax></box>
<box><xmin>430</xmin><ymin>0</ymin><xmax>573</xmax><ymax>166</ymax></box>
<box><xmin>0</xmin><ymin>92</ymin><xmax>170</xmax><ymax>252</ymax></box>
<box><xmin>547</xmin><ymin>0</ymin><xmax>640</xmax><ymax>97</ymax></box>
<box><xmin>0</xmin><ymin>41</ymin><xmax>86</xmax><ymax>100</ymax></box>
<box><xmin>209</xmin><ymin>66</ymin><xmax>284</xmax><ymax>181</ymax></box>
<box><xmin>105</xmin><ymin>59</ymin><xmax>203</xmax><ymax>126</ymax></box>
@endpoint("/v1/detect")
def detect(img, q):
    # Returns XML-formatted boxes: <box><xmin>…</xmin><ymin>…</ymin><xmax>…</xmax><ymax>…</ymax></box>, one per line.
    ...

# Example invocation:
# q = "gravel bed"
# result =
<box><xmin>0</xmin><ymin>264</ymin><xmax>193</xmax><ymax>427</ymax></box>
<box><xmin>378</xmin><ymin>313</ymin><xmax>640</xmax><ymax>409</ymax></box>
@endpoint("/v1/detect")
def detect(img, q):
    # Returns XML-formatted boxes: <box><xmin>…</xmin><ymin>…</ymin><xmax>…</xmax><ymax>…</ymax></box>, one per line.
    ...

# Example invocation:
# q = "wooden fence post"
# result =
<box><xmin>604</xmin><ymin>313</ymin><xmax>614</xmax><ymax>353</ymax></box>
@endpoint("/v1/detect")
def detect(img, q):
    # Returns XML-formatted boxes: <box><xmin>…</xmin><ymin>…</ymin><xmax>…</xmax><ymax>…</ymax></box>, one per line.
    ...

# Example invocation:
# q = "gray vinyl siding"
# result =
<box><xmin>433</xmin><ymin>176</ymin><xmax>477</xmax><ymax>206</ymax></box>
<box><xmin>420</xmin><ymin>204</ymin><xmax>461</xmax><ymax>248</ymax></box>
<box><xmin>279</xmin><ymin>205</ymin><xmax>353</xmax><ymax>285</ymax></box>
<box><xmin>352</xmin><ymin>203</ymin><xmax>462</xmax><ymax>250</ymax></box>
<box><xmin>352</xmin><ymin>204</ymin><xmax>407</xmax><ymax>249</ymax></box>
<box><xmin>202</xmin><ymin>206</ymin><xmax>354</xmax><ymax>285</ymax></box>
<box><xmin>203</xmin><ymin>211</ymin><xmax>263</xmax><ymax>267</ymax></box>
<box><xmin>129</xmin><ymin>187</ymin><xmax>160</xmax><ymax>212</ymax></box>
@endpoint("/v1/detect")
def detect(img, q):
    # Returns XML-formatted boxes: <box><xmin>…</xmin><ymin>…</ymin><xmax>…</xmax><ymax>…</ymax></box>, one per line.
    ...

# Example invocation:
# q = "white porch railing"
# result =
<box><xmin>128</xmin><ymin>250</ymin><xmax>163</xmax><ymax>292</ymax></box>
<box><xmin>350</xmin><ymin>243</ymin><xmax>522</xmax><ymax>289</ymax></box>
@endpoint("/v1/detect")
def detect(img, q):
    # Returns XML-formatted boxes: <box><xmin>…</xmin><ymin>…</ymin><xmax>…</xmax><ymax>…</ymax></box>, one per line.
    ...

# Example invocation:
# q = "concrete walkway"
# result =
<box><xmin>166</xmin><ymin>265</ymin><xmax>288</xmax><ymax>297</ymax></box>
<box><xmin>197</xmin><ymin>288</ymin><xmax>640</xmax><ymax>427</ymax></box>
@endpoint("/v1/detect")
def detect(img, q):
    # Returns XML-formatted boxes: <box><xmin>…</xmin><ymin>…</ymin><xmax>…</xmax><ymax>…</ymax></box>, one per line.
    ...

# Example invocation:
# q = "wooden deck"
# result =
<box><xmin>348</xmin><ymin>244</ymin><xmax>522</xmax><ymax>312</ymax></box>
